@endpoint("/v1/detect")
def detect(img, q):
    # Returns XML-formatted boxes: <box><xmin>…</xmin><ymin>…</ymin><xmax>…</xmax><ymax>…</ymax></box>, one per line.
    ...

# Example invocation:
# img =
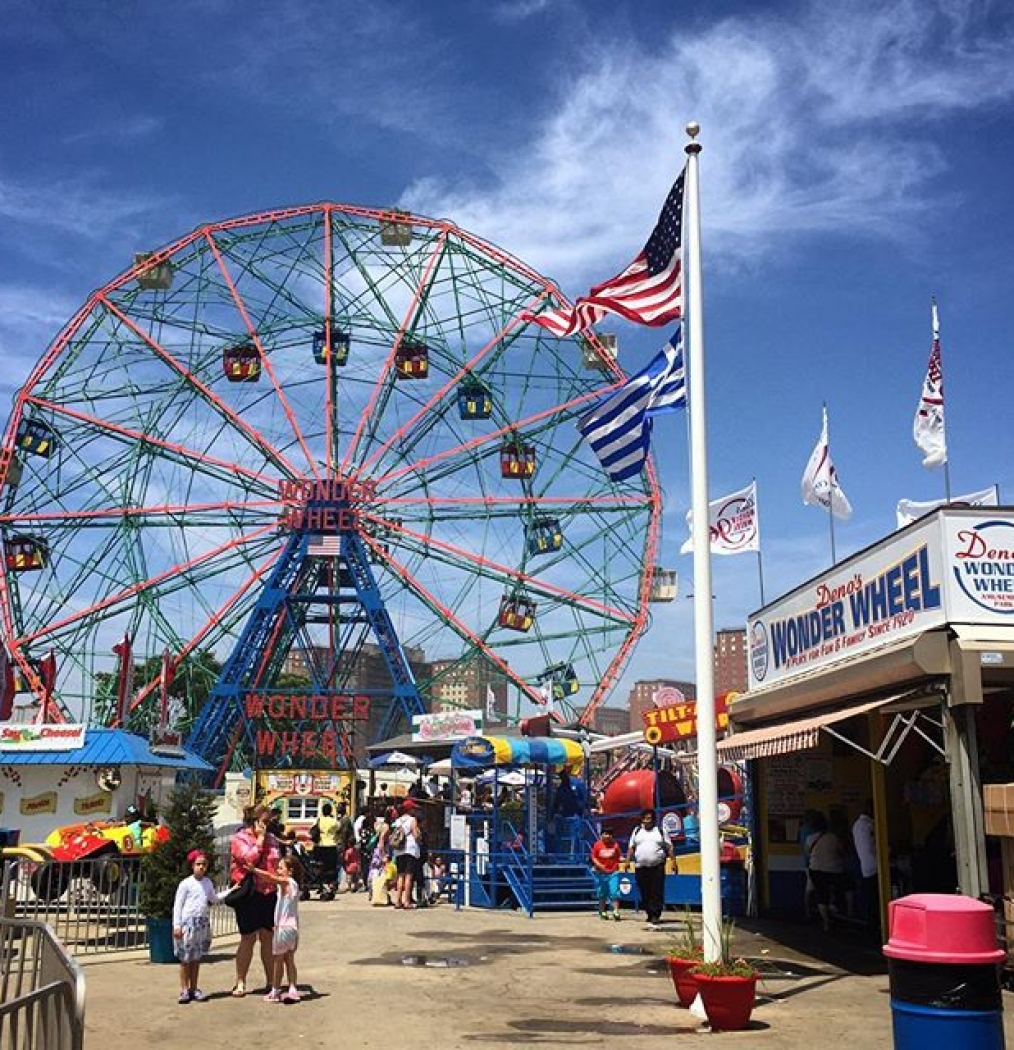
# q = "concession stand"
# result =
<box><xmin>720</xmin><ymin>507</ymin><xmax>1014</xmax><ymax>946</ymax></box>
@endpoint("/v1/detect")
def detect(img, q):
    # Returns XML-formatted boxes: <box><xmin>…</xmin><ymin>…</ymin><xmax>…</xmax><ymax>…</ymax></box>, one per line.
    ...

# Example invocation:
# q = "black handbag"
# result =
<box><xmin>223</xmin><ymin>871</ymin><xmax>255</xmax><ymax>908</ymax></box>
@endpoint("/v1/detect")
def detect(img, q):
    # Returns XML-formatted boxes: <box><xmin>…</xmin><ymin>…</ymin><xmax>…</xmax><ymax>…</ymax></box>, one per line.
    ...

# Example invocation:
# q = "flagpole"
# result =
<box><xmin>753</xmin><ymin>476</ymin><xmax>766</xmax><ymax>605</ymax></box>
<box><xmin>683</xmin><ymin>121</ymin><xmax>722</xmax><ymax>963</ymax></box>
<box><xmin>824</xmin><ymin>401</ymin><xmax>837</xmax><ymax>565</ymax></box>
<box><xmin>932</xmin><ymin>298</ymin><xmax>953</xmax><ymax>503</ymax></box>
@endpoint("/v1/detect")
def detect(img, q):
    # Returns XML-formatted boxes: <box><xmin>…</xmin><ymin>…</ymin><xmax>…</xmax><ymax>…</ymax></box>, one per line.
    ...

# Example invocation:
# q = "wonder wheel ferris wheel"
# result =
<box><xmin>0</xmin><ymin>202</ymin><xmax>666</xmax><ymax>773</ymax></box>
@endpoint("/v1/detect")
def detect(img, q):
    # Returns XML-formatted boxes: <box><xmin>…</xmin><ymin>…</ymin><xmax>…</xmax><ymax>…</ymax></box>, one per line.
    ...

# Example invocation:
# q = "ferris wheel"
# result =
<box><xmin>0</xmin><ymin>202</ymin><xmax>665</xmax><ymax>762</ymax></box>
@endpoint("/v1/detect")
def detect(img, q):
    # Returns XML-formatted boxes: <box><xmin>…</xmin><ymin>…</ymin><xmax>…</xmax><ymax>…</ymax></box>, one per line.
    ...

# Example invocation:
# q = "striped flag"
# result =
<box><xmin>577</xmin><ymin>326</ymin><xmax>686</xmax><ymax>481</ymax></box>
<box><xmin>522</xmin><ymin>169</ymin><xmax>685</xmax><ymax>337</ymax></box>
<box><xmin>913</xmin><ymin>297</ymin><xmax>947</xmax><ymax>469</ymax></box>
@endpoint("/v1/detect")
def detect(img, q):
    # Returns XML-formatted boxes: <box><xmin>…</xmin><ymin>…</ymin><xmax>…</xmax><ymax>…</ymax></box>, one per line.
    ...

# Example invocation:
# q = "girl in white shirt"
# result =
<box><xmin>172</xmin><ymin>849</ymin><xmax>221</xmax><ymax>1003</ymax></box>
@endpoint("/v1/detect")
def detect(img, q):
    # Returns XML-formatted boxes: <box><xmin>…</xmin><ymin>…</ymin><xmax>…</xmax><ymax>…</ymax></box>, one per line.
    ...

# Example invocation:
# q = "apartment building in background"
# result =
<box><xmin>713</xmin><ymin>627</ymin><xmax>748</xmax><ymax>696</ymax></box>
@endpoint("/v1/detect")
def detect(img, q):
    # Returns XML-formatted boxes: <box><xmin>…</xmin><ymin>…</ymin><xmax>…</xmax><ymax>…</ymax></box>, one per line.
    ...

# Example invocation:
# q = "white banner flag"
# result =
<box><xmin>896</xmin><ymin>486</ymin><xmax>999</xmax><ymax>529</ymax></box>
<box><xmin>801</xmin><ymin>406</ymin><xmax>852</xmax><ymax>520</ymax></box>
<box><xmin>913</xmin><ymin>298</ymin><xmax>947</xmax><ymax>469</ymax></box>
<box><xmin>680</xmin><ymin>481</ymin><xmax>759</xmax><ymax>556</ymax></box>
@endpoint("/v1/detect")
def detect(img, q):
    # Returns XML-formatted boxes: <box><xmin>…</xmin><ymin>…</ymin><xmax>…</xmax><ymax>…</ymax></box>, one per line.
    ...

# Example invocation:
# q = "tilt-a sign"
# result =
<box><xmin>641</xmin><ymin>695</ymin><xmax>730</xmax><ymax>745</ymax></box>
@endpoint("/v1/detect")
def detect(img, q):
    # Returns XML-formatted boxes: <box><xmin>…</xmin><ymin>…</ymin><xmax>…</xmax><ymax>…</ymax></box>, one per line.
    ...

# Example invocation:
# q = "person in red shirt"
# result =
<box><xmin>590</xmin><ymin>828</ymin><xmax>623</xmax><ymax>920</ymax></box>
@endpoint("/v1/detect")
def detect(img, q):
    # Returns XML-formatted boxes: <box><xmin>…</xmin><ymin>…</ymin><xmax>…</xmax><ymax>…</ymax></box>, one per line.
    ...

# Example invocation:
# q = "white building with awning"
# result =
<box><xmin>722</xmin><ymin>506</ymin><xmax>1014</xmax><ymax>933</ymax></box>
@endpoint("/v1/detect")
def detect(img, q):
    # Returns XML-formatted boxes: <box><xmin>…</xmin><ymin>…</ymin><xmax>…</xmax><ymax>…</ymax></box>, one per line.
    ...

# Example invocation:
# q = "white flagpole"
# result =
<box><xmin>684</xmin><ymin>122</ymin><xmax>722</xmax><ymax>963</ymax></box>
<box><xmin>932</xmin><ymin>298</ymin><xmax>953</xmax><ymax>503</ymax></box>
<box><xmin>754</xmin><ymin>476</ymin><xmax>766</xmax><ymax>605</ymax></box>
<box><xmin>824</xmin><ymin>401</ymin><xmax>838</xmax><ymax>565</ymax></box>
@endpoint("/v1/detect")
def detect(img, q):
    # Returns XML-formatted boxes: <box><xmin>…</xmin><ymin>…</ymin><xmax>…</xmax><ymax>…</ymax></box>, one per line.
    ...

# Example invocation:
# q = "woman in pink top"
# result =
<box><xmin>229</xmin><ymin>804</ymin><xmax>281</xmax><ymax>997</ymax></box>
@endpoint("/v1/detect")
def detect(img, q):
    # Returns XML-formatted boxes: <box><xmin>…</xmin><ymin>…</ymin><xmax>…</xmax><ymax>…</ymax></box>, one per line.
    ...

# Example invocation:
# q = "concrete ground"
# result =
<box><xmin>79</xmin><ymin>895</ymin><xmax>1014</xmax><ymax>1048</ymax></box>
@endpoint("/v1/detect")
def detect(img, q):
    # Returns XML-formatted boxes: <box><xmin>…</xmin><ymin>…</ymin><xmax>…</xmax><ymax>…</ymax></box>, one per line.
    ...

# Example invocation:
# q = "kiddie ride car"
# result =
<box><xmin>3</xmin><ymin>818</ymin><xmax>169</xmax><ymax>901</ymax></box>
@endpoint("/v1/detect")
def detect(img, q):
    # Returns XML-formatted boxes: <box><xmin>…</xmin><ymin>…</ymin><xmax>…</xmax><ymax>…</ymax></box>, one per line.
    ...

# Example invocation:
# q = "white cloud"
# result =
<box><xmin>491</xmin><ymin>0</ymin><xmax>555</xmax><ymax>23</ymax></box>
<box><xmin>0</xmin><ymin>285</ymin><xmax>81</xmax><ymax>404</ymax></box>
<box><xmin>0</xmin><ymin>175</ymin><xmax>171</xmax><ymax>243</ymax></box>
<box><xmin>401</xmin><ymin>0</ymin><xmax>1014</xmax><ymax>286</ymax></box>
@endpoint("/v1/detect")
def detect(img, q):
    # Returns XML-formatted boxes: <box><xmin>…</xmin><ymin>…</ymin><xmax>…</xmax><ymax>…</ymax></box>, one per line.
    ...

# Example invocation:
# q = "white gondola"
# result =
<box><xmin>650</xmin><ymin>567</ymin><xmax>678</xmax><ymax>602</ymax></box>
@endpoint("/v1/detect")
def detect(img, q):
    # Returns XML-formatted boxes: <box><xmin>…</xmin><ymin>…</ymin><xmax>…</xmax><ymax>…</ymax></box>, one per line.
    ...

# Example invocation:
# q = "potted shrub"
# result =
<box><xmin>664</xmin><ymin>909</ymin><xmax>704</xmax><ymax>1008</ymax></box>
<box><xmin>690</xmin><ymin>921</ymin><xmax>759</xmax><ymax>1031</ymax></box>
<box><xmin>139</xmin><ymin>782</ymin><xmax>219</xmax><ymax>964</ymax></box>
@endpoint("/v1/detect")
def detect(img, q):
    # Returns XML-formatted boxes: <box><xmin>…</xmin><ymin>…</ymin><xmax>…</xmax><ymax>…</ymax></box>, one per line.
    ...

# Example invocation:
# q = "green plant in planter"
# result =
<box><xmin>666</xmin><ymin>907</ymin><xmax>704</xmax><ymax>960</ymax></box>
<box><xmin>139</xmin><ymin>781</ymin><xmax>219</xmax><ymax>919</ymax></box>
<box><xmin>690</xmin><ymin>918</ymin><xmax>758</xmax><ymax>978</ymax></box>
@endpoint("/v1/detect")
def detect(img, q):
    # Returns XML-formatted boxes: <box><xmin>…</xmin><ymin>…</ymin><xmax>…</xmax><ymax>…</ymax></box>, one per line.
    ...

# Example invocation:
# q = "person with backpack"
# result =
<box><xmin>626</xmin><ymin>809</ymin><xmax>672</xmax><ymax>926</ymax></box>
<box><xmin>389</xmin><ymin>798</ymin><xmax>421</xmax><ymax>909</ymax></box>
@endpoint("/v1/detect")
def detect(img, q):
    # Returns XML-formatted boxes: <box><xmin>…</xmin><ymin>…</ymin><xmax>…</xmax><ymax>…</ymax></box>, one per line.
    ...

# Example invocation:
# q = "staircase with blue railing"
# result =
<box><xmin>497</xmin><ymin>821</ymin><xmax>599</xmax><ymax>916</ymax></box>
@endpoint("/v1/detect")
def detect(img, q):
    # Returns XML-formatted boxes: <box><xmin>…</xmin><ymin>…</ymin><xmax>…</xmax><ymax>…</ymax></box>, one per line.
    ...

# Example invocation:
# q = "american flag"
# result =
<box><xmin>913</xmin><ymin>298</ymin><xmax>947</xmax><ymax>469</ymax></box>
<box><xmin>577</xmin><ymin>325</ymin><xmax>686</xmax><ymax>481</ymax></box>
<box><xmin>523</xmin><ymin>169</ymin><xmax>685</xmax><ymax>337</ymax></box>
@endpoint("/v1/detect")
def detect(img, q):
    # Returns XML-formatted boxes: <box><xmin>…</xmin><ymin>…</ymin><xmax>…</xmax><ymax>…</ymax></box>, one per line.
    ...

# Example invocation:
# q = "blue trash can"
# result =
<box><xmin>883</xmin><ymin>893</ymin><xmax>1006</xmax><ymax>1050</ymax></box>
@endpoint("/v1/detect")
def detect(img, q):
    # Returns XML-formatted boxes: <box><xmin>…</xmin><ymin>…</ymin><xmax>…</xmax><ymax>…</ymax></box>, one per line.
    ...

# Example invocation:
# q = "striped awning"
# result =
<box><xmin>451</xmin><ymin>734</ymin><xmax>583</xmax><ymax>770</ymax></box>
<box><xmin>716</xmin><ymin>695</ymin><xmax>897</xmax><ymax>762</ymax></box>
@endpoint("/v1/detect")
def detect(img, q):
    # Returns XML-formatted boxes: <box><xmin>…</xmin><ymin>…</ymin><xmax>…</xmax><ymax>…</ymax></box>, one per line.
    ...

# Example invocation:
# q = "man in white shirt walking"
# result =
<box><xmin>852</xmin><ymin>801</ymin><xmax>879</xmax><ymax>938</ymax></box>
<box><xmin>626</xmin><ymin>809</ymin><xmax>672</xmax><ymax>926</ymax></box>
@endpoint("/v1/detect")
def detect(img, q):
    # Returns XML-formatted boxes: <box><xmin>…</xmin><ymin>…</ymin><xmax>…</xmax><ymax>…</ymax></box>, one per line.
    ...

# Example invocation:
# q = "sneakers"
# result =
<box><xmin>611</xmin><ymin>912</ymin><xmax>622</xmax><ymax>921</ymax></box>
<box><xmin>230</xmin><ymin>981</ymin><xmax>246</xmax><ymax>998</ymax></box>
<box><xmin>263</xmin><ymin>988</ymin><xmax>281</xmax><ymax>1003</ymax></box>
<box><xmin>598</xmin><ymin>911</ymin><xmax>609</xmax><ymax>921</ymax></box>
<box><xmin>190</xmin><ymin>989</ymin><xmax>205</xmax><ymax>1002</ymax></box>
<box><xmin>282</xmin><ymin>986</ymin><xmax>300</xmax><ymax>1003</ymax></box>
<box><xmin>178</xmin><ymin>990</ymin><xmax>191</xmax><ymax>1004</ymax></box>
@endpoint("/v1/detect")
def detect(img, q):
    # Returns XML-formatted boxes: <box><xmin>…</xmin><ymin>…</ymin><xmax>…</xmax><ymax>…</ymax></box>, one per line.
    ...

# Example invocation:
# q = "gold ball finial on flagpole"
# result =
<box><xmin>686</xmin><ymin>121</ymin><xmax>700</xmax><ymax>139</ymax></box>
<box><xmin>685</xmin><ymin>121</ymin><xmax>702</xmax><ymax>155</ymax></box>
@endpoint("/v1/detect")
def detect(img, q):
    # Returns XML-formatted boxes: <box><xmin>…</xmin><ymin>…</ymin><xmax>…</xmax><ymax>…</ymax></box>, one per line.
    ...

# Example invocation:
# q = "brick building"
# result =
<box><xmin>713</xmin><ymin>627</ymin><xmax>748</xmax><ymax>696</ymax></box>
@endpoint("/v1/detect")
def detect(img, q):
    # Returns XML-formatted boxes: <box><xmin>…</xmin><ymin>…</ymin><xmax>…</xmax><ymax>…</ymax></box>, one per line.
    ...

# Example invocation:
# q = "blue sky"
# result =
<box><xmin>2</xmin><ymin>0</ymin><xmax>1013</xmax><ymax>705</ymax></box>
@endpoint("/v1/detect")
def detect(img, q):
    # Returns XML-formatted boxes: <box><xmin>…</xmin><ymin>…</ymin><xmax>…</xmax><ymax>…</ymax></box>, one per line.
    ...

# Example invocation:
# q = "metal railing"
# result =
<box><xmin>0</xmin><ymin>916</ymin><xmax>86</xmax><ymax>1050</ymax></box>
<box><xmin>2</xmin><ymin>850</ymin><xmax>236</xmax><ymax>956</ymax></box>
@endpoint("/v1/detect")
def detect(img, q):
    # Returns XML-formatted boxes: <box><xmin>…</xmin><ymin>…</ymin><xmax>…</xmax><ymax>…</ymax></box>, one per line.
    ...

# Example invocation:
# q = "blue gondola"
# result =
<box><xmin>15</xmin><ymin>419</ymin><xmax>58</xmax><ymax>459</ymax></box>
<box><xmin>527</xmin><ymin>517</ymin><xmax>562</xmax><ymax>556</ymax></box>
<box><xmin>457</xmin><ymin>382</ymin><xmax>492</xmax><ymax>420</ymax></box>
<box><xmin>312</xmin><ymin>324</ymin><xmax>350</xmax><ymax>366</ymax></box>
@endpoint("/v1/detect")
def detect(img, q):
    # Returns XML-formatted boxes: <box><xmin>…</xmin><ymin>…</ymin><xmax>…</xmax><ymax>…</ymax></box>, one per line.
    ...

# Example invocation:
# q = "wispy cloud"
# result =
<box><xmin>63</xmin><ymin>115</ymin><xmax>164</xmax><ymax>148</ymax></box>
<box><xmin>401</xmin><ymin>0</ymin><xmax>1014</xmax><ymax>285</ymax></box>
<box><xmin>0</xmin><ymin>285</ymin><xmax>80</xmax><ymax>405</ymax></box>
<box><xmin>0</xmin><ymin>174</ymin><xmax>172</xmax><ymax>243</ymax></box>
<box><xmin>490</xmin><ymin>0</ymin><xmax>555</xmax><ymax>23</ymax></box>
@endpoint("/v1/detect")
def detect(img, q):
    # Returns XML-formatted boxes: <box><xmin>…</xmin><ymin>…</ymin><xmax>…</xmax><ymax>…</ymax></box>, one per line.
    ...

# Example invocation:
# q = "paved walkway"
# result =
<box><xmin>79</xmin><ymin>895</ymin><xmax>1014</xmax><ymax>1048</ymax></box>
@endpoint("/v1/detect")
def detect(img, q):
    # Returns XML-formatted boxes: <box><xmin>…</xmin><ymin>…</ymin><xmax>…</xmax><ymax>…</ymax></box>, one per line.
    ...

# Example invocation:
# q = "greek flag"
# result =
<box><xmin>577</xmin><ymin>326</ymin><xmax>686</xmax><ymax>481</ymax></box>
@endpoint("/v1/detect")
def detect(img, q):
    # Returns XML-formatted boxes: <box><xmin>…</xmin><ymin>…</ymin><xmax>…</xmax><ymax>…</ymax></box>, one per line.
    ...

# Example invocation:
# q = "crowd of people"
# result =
<box><xmin>168</xmin><ymin>770</ymin><xmax>696</xmax><ymax>1003</ymax></box>
<box><xmin>801</xmin><ymin>803</ymin><xmax>880</xmax><ymax>935</ymax></box>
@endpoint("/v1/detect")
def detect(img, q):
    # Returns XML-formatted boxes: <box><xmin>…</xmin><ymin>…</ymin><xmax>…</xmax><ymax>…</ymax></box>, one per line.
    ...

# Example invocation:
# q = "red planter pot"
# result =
<box><xmin>693</xmin><ymin>973</ymin><xmax>757</xmax><ymax>1031</ymax></box>
<box><xmin>665</xmin><ymin>957</ymin><xmax>700</xmax><ymax>1008</ymax></box>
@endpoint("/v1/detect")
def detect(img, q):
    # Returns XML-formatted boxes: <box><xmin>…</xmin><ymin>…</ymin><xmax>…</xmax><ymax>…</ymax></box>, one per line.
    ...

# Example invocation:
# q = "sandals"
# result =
<box><xmin>231</xmin><ymin>981</ymin><xmax>247</xmax><ymax>998</ymax></box>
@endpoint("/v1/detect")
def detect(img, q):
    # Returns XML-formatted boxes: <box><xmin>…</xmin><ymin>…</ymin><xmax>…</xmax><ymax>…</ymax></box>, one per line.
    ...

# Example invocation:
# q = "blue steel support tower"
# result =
<box><xmin>186</xmin><ymin>478</ymin><xmax>426</xmax><ymax>780</ymax></box>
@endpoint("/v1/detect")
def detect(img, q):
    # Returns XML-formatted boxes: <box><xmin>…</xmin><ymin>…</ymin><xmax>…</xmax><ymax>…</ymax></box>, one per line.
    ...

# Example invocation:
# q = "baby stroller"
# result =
<box><xmin>290</xmin><ymin>840</ymin><xmax>338</xmax><ymax>901</ymax></box>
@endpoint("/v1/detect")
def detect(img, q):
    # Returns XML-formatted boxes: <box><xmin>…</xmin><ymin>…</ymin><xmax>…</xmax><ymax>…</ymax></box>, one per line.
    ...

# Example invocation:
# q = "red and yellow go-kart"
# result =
<box><xmin>3</xmin><ymin>820</ymin><xmax>169</xmax><ymax>901</ymax></box>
